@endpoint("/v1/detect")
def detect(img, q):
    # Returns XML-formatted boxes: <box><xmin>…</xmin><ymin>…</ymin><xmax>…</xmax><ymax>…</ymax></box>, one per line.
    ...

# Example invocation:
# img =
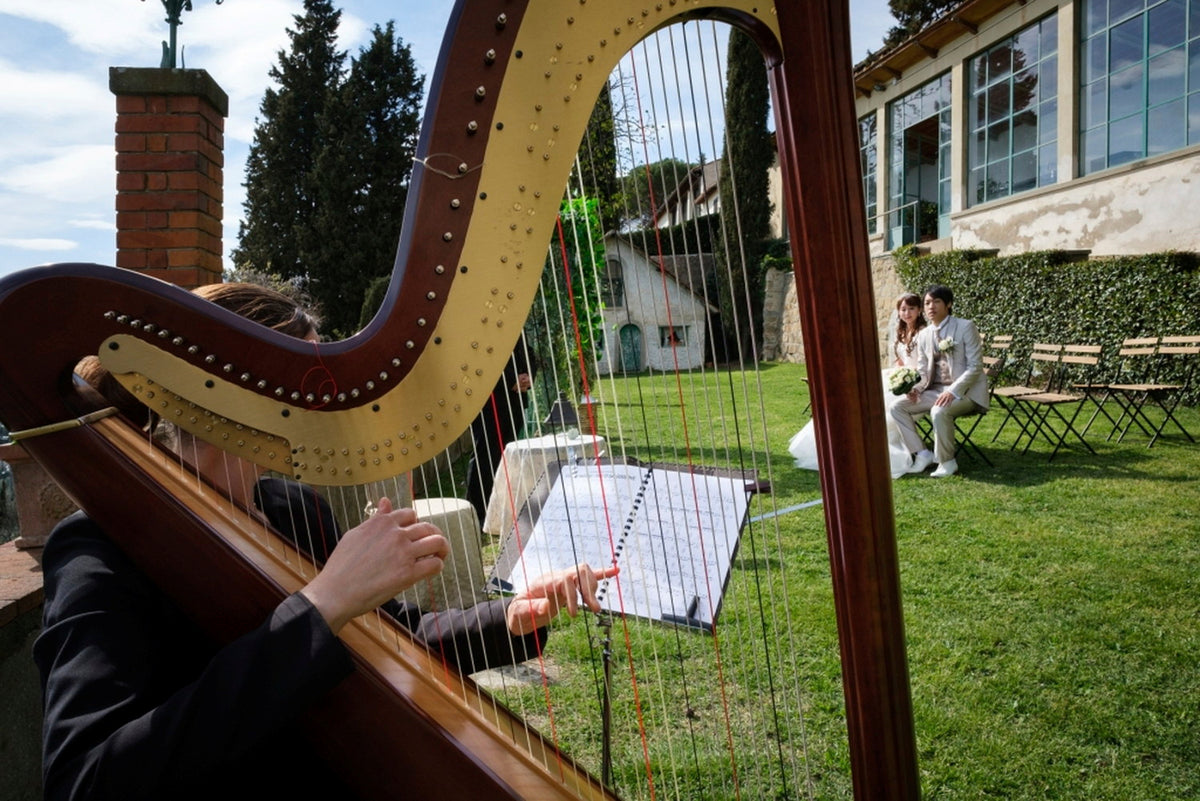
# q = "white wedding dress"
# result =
<box><xmin>788</xmin><ymin>338</ymin><xmax>916</xmax><ymax>479</ymax></box>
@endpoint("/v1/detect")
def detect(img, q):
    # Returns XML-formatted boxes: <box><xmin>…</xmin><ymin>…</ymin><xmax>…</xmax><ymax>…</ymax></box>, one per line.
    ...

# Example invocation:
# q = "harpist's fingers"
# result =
<box><xmin>561</xmin><ymin>573</ymin><xmax>579</xmax><ymax>617</ymax></box>
<box><xmin>526</xmin><ymin>598</ymin><xmax>556</xmax><ymax>630</ymax></box>
<box><xmin>411</xmin><ymin>528</ymin><xmax>450</xmax><ymax>561</ymax></box>
<box><xmin>392</xmin><ymin>508</ymin><xmax>421</xmax><ymax>525</ymax></box>
<box><xmin>576</xmin><ymin>563</ymin><xmax>616</xmax><ymax>613</ymax></box>
<box><xmin>573</xmin><ymin>571</ymin><xmax>598</xmax><ymax>613</ymax></box>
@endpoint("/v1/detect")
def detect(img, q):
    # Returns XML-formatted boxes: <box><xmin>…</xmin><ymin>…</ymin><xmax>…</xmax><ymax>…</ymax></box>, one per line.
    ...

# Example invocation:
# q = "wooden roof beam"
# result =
<box><xmin>952</xmin><ymin>16</ymin><xmax>979</xmax><ymax>35</ymax></box>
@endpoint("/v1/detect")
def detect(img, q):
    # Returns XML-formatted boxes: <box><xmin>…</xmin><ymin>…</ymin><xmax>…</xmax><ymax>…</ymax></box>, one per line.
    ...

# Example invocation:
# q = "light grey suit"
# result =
<box><xmin>890</xmin><ymin>316</ymin><xmax>988</xmax><ymax>463</ymax></box>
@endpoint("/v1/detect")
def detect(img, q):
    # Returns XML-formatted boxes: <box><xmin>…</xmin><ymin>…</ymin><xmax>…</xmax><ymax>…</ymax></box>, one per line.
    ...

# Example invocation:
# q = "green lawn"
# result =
<box><xmin>479</xmin><ymin>362</ymin><xmax>1200</xmax><ymax>800</ymax></box>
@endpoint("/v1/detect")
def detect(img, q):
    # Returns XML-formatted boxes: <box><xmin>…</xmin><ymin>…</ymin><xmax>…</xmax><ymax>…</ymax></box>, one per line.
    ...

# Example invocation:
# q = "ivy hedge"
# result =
<box><xmin>893</xmin><ymin>247</ymin><xmax>1200</xmax><ymax>403</ymax></box>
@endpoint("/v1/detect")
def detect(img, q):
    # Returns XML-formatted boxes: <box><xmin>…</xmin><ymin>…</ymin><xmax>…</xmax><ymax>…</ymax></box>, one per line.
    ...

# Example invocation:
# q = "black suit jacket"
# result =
<box><xmin>34</xmin><ymin>477</ymin><xmax>543</xmax><ymax>801</ymax></box>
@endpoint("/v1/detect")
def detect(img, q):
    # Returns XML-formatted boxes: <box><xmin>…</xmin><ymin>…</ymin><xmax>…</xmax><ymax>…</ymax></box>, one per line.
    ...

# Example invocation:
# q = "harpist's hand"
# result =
<box><xmin>301</xmin><ymin>497</ymin><xmax>449</xmax><ymax>634</ymax></box>
<box><xmin>511</xmin><ymin>372</ymin><xmax>533</xmax><ymax>392</ymax></box>
<box><xmin>505</xmin><ymin>563</ymin><xmax>621</xmax><ymax>635</ymax></box>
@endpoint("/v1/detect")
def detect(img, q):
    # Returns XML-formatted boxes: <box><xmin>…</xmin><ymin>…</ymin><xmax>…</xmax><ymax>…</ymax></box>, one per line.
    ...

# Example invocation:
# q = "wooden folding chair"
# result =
<box><xmin>989</xmin><ymin>343</ymin><xmax>1061</xmax><ymax>445</ymax></box>
<box><xmin>916</xmin><ymin>351</ymin><xmax>1005</xmax><ymax>465</ymax></box>
<box><xmin>1009</xmin><ymin>344</ymin><xmax>1102</xmax><ymax>461</ymax></box>
<box><xmin>1080</xmin><ymin>337</ymin><xmax>1158</xmax><ymax>440</ymax></box>
<box><xmin>988</xmin><ymin>334</ymin><xmax>1014</xmax><ymax>355</ymax></box>
<box><xmin>983</xmin><ymin>334</ymin><xmax>1021</xmax><ymax>392</ymax></box>
<box><xmin>1112</xmin><ymin>335</ymin><xmax>1200</xmax><ymax>447</ymax></box>
<box><xmin>983</xmin><ymin>334</ymin><xmax>1015</xmax><ymax>379</ymax></box>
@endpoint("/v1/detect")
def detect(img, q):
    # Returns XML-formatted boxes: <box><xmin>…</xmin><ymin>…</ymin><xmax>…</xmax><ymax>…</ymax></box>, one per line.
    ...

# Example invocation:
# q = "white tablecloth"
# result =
<box><xmin>481</xmin><ymin>432</ymin><xmax>605</xmax><ymax>537</ymax></box>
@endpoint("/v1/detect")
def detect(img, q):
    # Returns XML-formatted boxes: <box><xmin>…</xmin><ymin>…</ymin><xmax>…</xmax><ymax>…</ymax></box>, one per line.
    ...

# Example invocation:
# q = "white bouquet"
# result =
<box><xmin>887</xmin><ymin>366</ymin><xmax>921</xmax><ymax>395</ymax></box>
<box><xmin>937</xmin><ymin>336</ymin><xmax>955</xmax><ymax>353</ymax></box>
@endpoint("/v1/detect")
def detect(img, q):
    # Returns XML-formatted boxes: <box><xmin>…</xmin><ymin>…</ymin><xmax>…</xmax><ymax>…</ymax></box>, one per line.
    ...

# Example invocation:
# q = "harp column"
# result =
<box><xmin>109</xmin><ymin>67</ymin><xmax>228</xmax><ymax>288</ymax></box>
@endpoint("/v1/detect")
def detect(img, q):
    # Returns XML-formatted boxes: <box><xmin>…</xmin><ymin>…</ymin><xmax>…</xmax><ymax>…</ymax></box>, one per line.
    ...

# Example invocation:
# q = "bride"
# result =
<box><xmin>788</xmin><ymin>293</ymin><xmax>927</xmax><ymax>479</ymax></box>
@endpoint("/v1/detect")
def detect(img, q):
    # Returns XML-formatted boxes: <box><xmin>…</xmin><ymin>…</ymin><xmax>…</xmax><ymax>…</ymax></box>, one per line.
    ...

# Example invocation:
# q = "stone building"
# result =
<box><xmin>854</xmin><ymin>0</ymin><xmax>1200</xmax><ymax>257</ymax></box>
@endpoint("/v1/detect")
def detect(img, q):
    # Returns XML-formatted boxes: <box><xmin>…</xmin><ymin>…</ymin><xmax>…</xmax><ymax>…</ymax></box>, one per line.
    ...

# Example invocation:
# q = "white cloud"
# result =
<box><xmin>0</xmin><ymin>0</ymin><xmax>161</xmax><ymax>59</ymax></box>
<box><xmin>0</xmin><ymin>146</ymin><xmax>115</xmax><ymax>205</ymax></box>
<box><xmin>69</xmin><ymin>218</ymin><xmax>117</xmax><ymax>232</ymax></box>
<box><xmin>0</xmin><ymin>238</ymin><xmax>78</xmax><ymax>252</ymax></box>
<box><xmin>178</xmin><ymin>0</ymin><xmax>302</xmax><ymax>143</ymax></box>
<box><xmin>0</xmin><ymin>59</ymin><xmax>111</xmax><ymax>124</ymax></box>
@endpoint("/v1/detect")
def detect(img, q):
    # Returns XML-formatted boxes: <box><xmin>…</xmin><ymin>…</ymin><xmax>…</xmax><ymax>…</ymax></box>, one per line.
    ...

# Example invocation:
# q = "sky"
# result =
<box><xmin>0</xmin><ymin>0</ymin><xmax>896</xmax><ymax>282</ymax></box>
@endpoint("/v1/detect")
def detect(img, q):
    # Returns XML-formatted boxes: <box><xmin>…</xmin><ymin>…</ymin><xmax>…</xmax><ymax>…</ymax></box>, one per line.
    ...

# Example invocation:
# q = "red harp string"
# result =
<box><xmin>0</xmin><ymin>3</ymin><xmax>919</xmax><ymax>799</ymax></box>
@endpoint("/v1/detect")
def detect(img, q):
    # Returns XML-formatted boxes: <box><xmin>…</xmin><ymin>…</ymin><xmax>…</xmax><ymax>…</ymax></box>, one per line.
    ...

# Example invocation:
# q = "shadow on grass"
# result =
<box><xmin>927</xmin><ymin>437</ymin><xmax>1197</xmax><ymax>488</ymax></box>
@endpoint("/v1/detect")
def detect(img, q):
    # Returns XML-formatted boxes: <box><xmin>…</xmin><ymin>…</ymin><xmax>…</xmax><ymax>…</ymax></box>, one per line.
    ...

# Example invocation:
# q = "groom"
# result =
<box><xmin>890</xmin><ymin>285</ymin><xmax>988</xmax><ymax>477</ymax></box>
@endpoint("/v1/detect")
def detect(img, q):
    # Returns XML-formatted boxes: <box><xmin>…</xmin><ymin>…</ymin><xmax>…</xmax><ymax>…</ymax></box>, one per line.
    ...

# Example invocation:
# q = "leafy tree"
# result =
<box><xmin>233</xmin><ymin>0</ymin><xmax>345</xmax><ymax>279</ymax></box>
<box><xmin>358</xmin><ymin>274</ymin><xmax>390</xmax><ymax>331</ymax></box>
<box><xmin>233</xmin><ymin>6</ymin><xmax>424</xmax><ymax>338</ymax></box>
<box><xmin>716</xmin><ymin>28</ymin><xmax>774</xmax><ymax>358</ymax></box>
<box><xmin>883</xmin><ymin>0</ymin><xmax>960</xmax><ymax>49</ymax></box>
<box><xmin>576</xmin><ymin>82</ymin><xmax>622</xmax><ymax>234</ymax></box>
<box><xmin>534</xmin><ymin>196</ymin><xmax>606</xmax><ymax>402</ymax></box>
<box><xmin>307</xmin><ymin>22</ymin><xmax>424</xmax><ymax>336</ymax></box>
<box><xmin>619</xmin><ymin>157</ymin><xmax>696</xmax><ymax>231</ymax></box>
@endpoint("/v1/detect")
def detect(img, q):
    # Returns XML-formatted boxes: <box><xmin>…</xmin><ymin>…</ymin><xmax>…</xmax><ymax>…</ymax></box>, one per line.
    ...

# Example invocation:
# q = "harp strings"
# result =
<box><xmin>626</xmin><ymin>25</ymin><xmax>749</xmax><ymax>798</ymax></box>
<box><xmin>683</xmin><ymin>23</ymin><xmax>814</xmax><ymax>793</ymax></box>
<box><xmin>502</xmin><ymin>22</ymin><xmax>776</xmax><ymax>798</ymax></box>
<box><xmin>613</xmin><ymin>22</ymin><xmax>815</xmax><ymax>799</ymax></box>
<box><xmin>129</xmin><ymin>16</ymin><xmax>817</xmax><ymax>800</ymax></box>
<box><xmin>295</xmin><ymin>18</ymin><xmax>809</xmax><ymax>798</ymax></box>
<box><xmin>580</xmin><ymin>49</ymin><xmax>700</xmax><ymax>798</ymax></box>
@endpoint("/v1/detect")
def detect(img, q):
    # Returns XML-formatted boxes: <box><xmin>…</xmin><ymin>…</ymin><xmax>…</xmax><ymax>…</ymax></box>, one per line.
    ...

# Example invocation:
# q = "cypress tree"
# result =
<box><xmin>233</xmin><ymin>0</ymin><xmax>345</xmax><ymax>280</ymax></box>
<box><xmin>309</xmin><ymin>22</ymin><xmax>424</xmax><ymax>336</ymax></box>
<box><xmin>716</xmin><ymin>28</ymin><xmax>773</xmax><ymax>358</ymax></box>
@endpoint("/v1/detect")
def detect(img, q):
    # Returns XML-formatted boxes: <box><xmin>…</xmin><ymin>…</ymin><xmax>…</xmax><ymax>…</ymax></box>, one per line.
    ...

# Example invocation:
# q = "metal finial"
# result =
<box><xmin>145</xmin><ymin>0</ymin><xmax>224</xmax><ymax>69</ymax></box>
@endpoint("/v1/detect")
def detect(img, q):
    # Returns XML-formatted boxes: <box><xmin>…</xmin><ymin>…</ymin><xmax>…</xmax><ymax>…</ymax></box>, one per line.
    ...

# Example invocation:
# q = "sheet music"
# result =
<box><xmin>496</xmin><ymin>461</ymin><xmax>645</xmax><ymax>594</ymax></box>
<box><xmin>489</xmin><ymin>459</ymin><xmax>751</xmax><ymax>630</ymax></box>
<box><xmin>611</xmin><ymin>469</ymin><xmax>749</xmax><ymax>627</ymax></box>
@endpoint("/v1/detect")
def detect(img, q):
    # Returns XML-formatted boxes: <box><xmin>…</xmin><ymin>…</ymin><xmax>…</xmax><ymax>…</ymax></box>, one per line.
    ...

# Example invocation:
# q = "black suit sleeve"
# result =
<box><xmin>34</xmin><ymin>514</ymin><xmax>354</xmax><ymax>801</ymax></box>
<box><xmin>257</xmin><ymin>477</ymin><xmax>548</xmax><ymax>673</ymax></box>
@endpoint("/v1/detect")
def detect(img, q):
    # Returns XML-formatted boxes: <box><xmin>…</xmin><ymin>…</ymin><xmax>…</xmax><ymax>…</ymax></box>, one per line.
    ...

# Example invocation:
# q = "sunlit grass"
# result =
<box><xmin>478</xmin><ymin>363</ymin><xmax>1200</xmax><ymax>800</ymax></box>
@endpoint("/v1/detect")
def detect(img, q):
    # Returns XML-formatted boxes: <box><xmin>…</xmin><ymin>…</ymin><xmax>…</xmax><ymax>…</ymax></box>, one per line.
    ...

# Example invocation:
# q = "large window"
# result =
<box><xmin>600</xmin><ymin>260</ymin><xmax>625</xmax><ymax>308</ymax></box>
<box><xmin>968</xmin><ymin>14</ymin><xmax>1059</xmax><ymax>204</ymax></box>
<box><xmin>887</xmin><ymin>73</ymin><xmax>952</xmax><ymax>247</ymax></box>
<box><xmin>1081</xmin><ymin>0</ymin><xmax>1200</xmax><ymax>174</ymax></box>
<box><xmin>860</xmin><ymin>113</ymin><xmax>878</xmax><ymax>234</ymax></box>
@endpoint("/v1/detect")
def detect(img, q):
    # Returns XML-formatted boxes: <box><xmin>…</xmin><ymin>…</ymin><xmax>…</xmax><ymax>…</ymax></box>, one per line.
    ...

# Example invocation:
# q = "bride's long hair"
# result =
<box><xmin>893</xmin><ymin>293</ymin><xmax>926</xmax><ymax>346</ymax></box>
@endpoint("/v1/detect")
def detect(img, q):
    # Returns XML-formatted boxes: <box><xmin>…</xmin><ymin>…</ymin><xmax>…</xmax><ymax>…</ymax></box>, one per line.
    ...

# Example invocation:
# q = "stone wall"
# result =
<box><xmin>953</xmin><ymin>148</ymin><xmax>1200</xmax><ymax>256</ymax></box>
<box><xmin>762</xmin><ymin>252</ymin><xmax>905</xmax><ymax>366</ymax></box>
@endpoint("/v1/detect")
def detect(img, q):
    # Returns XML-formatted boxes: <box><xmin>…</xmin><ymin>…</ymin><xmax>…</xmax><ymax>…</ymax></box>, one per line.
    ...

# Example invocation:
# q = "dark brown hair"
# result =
<box><xmin>193</xmin><ymin>282</ymin><xmax>320</xmax><ymax>340</ymax></box>
<box><xmin>893</xmin><ymin>292</ymin><xmax>926</xmax><ymax>344</ymax></box>
<box><xmin>78</xmin><ymin>282</ymin><xmax>319</xmax><ymax>429</ymax></box>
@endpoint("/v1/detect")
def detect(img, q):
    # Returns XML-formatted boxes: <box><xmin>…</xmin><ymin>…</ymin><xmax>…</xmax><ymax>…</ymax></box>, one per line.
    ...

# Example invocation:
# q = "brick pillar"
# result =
<box><xmin>109</xmin><ymin>67</ymin><xmax>228</xmax><ymax>288</ymax></box>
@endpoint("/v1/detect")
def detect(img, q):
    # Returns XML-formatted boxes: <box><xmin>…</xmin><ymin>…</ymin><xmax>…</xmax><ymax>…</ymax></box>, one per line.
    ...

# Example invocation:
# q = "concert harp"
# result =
<box><xmin>0</xmin><ymin>1</ymin><xmax>918</xmax><ymax>798</ymax></box>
